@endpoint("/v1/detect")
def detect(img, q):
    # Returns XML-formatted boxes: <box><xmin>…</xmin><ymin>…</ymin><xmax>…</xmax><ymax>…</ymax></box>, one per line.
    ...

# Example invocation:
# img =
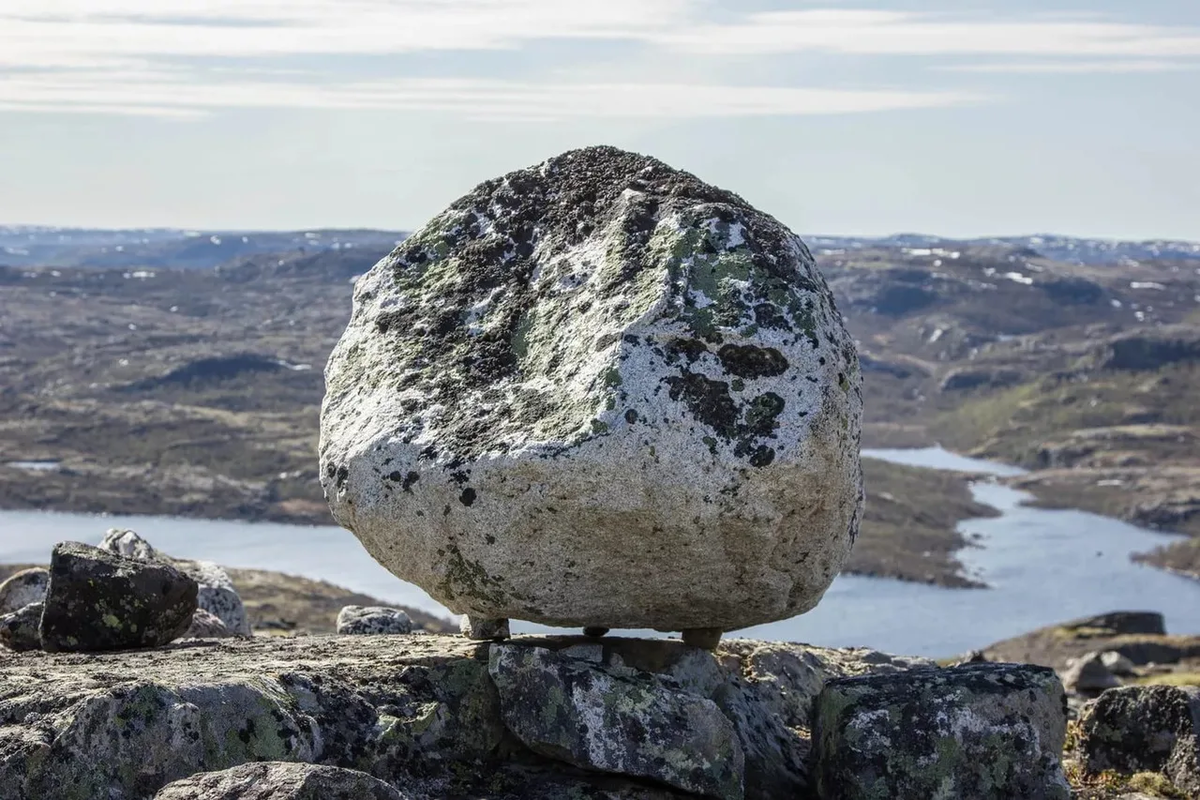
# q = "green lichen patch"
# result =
<box><xmin>813</xmin><ymin>663</ymin><xmax>1070</xmax><ymax>800</ymax></box>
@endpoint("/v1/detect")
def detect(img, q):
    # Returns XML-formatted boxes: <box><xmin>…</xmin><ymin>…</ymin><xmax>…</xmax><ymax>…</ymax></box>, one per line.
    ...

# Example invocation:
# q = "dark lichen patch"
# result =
<box><xmin>664</xmin><ymin>337</ymin><xmax>709</xmax><ymax>365</ymax></box>
<box><xmin>716</xmin><ymin>345</ymin><xmax>789</xmax><ymax>379</ymax></box>
<box><xmin>664</xmin><ymin>373</ymin><xmax>787</xmax><ymax>468</ymax></box>
<box><xmin>460</xmin><ymin>488</ymin><xmax>477</xmax><ymax>507</ymax></box>
<box><xmin>747</xmin><ymin>446</ymin><xmax>776</xmax><ymax>468</ymax></box>
<box><xmin>663</xmin><ymin>373</ymin><xmax>739</xmax><ymax>440</ymax></box>
<box><xmin>743</xmin><ymin>392</ymin><xmax>786</xmax><ymax>437</ymax></box>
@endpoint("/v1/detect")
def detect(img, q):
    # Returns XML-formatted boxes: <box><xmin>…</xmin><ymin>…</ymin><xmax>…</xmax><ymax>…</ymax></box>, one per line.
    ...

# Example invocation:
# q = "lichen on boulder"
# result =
<box><xmin>40</xmin><ymin>541</ymin><xmax>198</xmax><ymax>653</ymax></box>
<box><xmin>154</xmin><ymin>762</ymin><xmax>408</xmax><ymax>800</ymax></box>
<box><xmin>811</xmin><ymin>662</ymin><xmax>1071</xmax><ymax>800</ymax></box>
<box><xmin>320</xmin><ymin>145</ymin><xmax>863</xmax><ymax>633</ymax></box>
<box><xmin>1079</xmin><ymin>685</ymin><xmax>1200</xmax><ymax>796</ymax></box>
<box><xmin>489</xmin><ymin>643</ymin><xmax>744</xmax><ymax>800</ymax></box>
<box><xmin>100</xmin><ymin>528</ymin><xmax>251</xmax><ymax>637</ymax></box>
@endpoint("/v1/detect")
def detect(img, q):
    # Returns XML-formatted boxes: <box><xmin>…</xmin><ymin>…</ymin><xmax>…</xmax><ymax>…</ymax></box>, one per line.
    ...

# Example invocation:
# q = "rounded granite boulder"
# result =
<box><xmin>319</xmin><ymin>146</ymin><xmax>863</xmax><ymax>633</ymax></box>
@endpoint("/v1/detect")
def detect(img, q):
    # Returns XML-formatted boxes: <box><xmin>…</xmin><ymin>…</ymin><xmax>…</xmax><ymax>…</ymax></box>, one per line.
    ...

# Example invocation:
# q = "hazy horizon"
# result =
<box><xmin>3</xmin><ymin>220</ymin><xmax>1199</xmax><ymax>245</ymax></box>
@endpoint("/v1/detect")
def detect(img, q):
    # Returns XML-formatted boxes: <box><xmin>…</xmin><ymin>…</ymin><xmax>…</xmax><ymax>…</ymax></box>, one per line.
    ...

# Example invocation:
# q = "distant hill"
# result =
<box><xmin>806</xmin><ymin>233</ymin><xmax>1200</xmax><ymax>266</ymax></box>
<box><xmin>3</xmin><ymin>226</ymin><xmax>1198</xmax><ymax>269</ymax></box>
<box><xmin>0</xmin><ymin>226</ymin><xmax>408</xmax><ymax>269</ymax></box>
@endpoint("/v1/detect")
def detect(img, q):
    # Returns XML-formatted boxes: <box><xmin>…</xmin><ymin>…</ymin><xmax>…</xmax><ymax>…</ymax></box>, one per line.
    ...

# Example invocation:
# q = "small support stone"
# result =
<box><xmin>460</xmin><ymin>615</ymin><xmax>510</xmax><ymax>641</ymax></box>
<box><xmin>583</xmin><ymin>626</ymin><xmax>610</xmax><ymax>638</ymax></box>
<box><xmin>682</xmin><ymin>628</ymin><xmax>722</xmax><ymax>650</ymax></box>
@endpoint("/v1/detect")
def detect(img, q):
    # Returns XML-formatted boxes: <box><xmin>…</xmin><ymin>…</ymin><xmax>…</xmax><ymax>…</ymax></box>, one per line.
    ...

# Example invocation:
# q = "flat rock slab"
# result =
<box><xmin>320</xmin><ymin>145</ymin><xmax>863</xmax><ymax>632</ymax></box>
<box><xmin>154</xmin><ymin>762</ymin><xmax>407</xmax><ymax>799</ymax></box>
<box><xmin>489</xmin><ymin>644</ymin><xmax>744</xmax><ymax>800</ymax></box>
<box><xmin>0</xmin><ymin>634</ymin><xmax>929</xmax><ymax>800</ymax></box>
<box><xmin>41</xmin><ymin>541</ymin><xmax>198</xmax><ymax>652</ymax></box>
<box><xmin>812</xmin><ymin>662</ymin><xmax>1070</xmax><ymax>800</ymax></box>
<box><xmin>1079</xmin><ymin>685</ymin><xmax>1200</xmax><ymax>795</ymax></box>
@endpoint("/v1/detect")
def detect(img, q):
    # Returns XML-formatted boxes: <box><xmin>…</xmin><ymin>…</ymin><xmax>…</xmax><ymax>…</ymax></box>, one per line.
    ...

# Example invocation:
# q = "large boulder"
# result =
<box><xmin>811</xmin><ymin>663</ymin><xmax>1070</xmax><ymax>800</ymax></box>
<box><xmin>489</xmin><ymin>644</ymin><xmax>744</xmax><ymax>800</ymax></box>
<box><xmin>1079</xmin><ymin>685</ymin><xmax>1200</xmax><ymax>795</ymax></box>
<box><xmin>40</xmin><ymin>541</ymin><xmax>198</xmax><ymax>652</ymax></box>
<box><xmin>100</xmin><ymin>528</ymin><xmax>251</xmax><ymax>636</ymax></box>
<box><xmin>154</xmin><ymin>763</ymin><xmax>407</xmax><ymax>799</ymax></box>
<box><xmin>319</xmin><ymin>145</ymin><xmax>863</xmax><ymax>633</ymax></box>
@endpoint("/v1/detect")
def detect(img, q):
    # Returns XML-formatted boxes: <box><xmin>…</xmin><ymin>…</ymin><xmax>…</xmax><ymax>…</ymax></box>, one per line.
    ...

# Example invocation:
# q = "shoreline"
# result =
<box><xmin>3</xmin><ymin>443</ymin><xmax>1194</xmax><ymax>591</ymax></box>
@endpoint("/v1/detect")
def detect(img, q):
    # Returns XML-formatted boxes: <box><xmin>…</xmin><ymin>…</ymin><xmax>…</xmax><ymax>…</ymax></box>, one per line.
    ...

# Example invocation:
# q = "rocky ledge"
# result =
<box><xmin>0</xmin><ymin>631</ymin><xmax>1082</xmax><ymax>800</ymax></box>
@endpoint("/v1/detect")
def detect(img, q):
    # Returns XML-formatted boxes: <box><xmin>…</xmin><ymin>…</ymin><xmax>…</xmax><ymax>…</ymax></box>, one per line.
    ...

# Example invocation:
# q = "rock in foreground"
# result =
<box><xmin>812</xmin><ymin>662</ymin><xmax>1071</xmax><ymax>800</ymax></box>
<box><xmin>0</xmin><ymin>633</ymin><xmax>929</xmax><ymax>799</ymax></box>
<box><xmin>1079</xmin><ymin>685</ymin><xmax>1200</xmax><ymax>795</ymax></box>
<box><xmin>489</xmin><ymin>644</ymin><xmax>743</xmax><ymax>799</ymax></box>
<box><xmin>320</xmin><ymin>145</ymin><xmax>863</xmax><ymax>634</ymax></box>
<box><xmin>40</xmin><ymin>541</ymin><xmax>198</xmax><ymax>652</ymax></box>
<box><xmin>154</xmin><ymin>763</ymin><xmax>407</xmax><ymax>800</ymax></box>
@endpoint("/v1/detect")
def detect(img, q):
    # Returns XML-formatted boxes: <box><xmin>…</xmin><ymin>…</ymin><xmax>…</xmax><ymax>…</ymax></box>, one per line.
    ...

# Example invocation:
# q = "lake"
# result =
<box><xmin>2</xmin><ymin>447</ymin><xmax>1196</xmax><ymax>657</ymax></box>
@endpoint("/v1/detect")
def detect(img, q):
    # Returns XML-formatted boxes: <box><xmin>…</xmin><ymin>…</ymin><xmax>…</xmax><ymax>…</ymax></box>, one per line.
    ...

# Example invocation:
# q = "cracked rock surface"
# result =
<box><xmin>812</xmin><ymin>662</ymin><xmax>1071</xmax><ymax>800</ymax></box>
<box><xmin>39</xmin><ymin>542</ymin><xmax>198</xmax><ymax>653</ymax></box>
<box><xmin>320</xmin><ymin>146</ymin><xmax>863</xmax><ymax>632</ymax></box>
<box><xmin>0</xmin><ymin>633</ymin><xmax>928</xmax><ymax>799</ymax></box>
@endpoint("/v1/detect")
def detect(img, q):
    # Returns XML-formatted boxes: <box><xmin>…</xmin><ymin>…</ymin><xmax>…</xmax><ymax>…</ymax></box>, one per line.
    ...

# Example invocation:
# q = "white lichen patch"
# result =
<box><xmin>320</xmin><ymin>146</ymin><xmax>863</xmax><ymax>632</ymax></box>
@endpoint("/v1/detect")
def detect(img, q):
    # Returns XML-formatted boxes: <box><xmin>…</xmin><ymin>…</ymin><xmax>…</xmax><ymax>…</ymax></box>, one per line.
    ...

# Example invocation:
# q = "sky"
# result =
<box><xmin>1</xmin><ymin>1</ymin><xmax>1198</xmax><ymax>240</ymax></box>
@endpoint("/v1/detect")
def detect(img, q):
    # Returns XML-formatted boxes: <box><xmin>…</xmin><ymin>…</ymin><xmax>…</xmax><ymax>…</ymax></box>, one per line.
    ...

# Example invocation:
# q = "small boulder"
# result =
<box><xmin>336</xmin><ymin>605</ymin><xmax>413</xmax><ymax>635</ymax></box>
<box><xmin>0</xmin><ymin>601</ymin><xmax>42</xmax><ymax>652</ymax></box>
<box><xmin>0</xmin><ymin>567</ymin><xmax>49</xmax><ymax>614</ymax></box>
<box><xmin>1062</xmin><ymin>651</ymin><xmax>1121</xmax><ymax>693</ymax></box>
<box><xmin>460</xmin><ymin>615</ymin><xmax>510</xmax><ymax>641</ymax></box>
<box><xmin>1079</xmin><ymin>685</ymin><xmax>1200</xmax><ymax>795</ymax></box>
<box><xmin>184</xmin><ymin>608</ymin><xmax>234</xmax><ymax>639</ymax></box>
<box><xmin>812</xmin><ymin>662</ymin><xmax>1070</xmax><ymax>800</ymax></box>
<box><xmin>154</xmin><ymin>762</ymin><xmax>406</xmax><ymax>800</ymax></box>
<box><xmin>1101</xmin><ymin>650</ymin><xmax>1137</xmax><ymax>676</ymax></box>
<box><xmin>40</xmin><ymin>541</ymin><xmax>198</xmax><ymax>652</ymax></box>
<box><xmin>100</xmin><ymin>527</ymin><xmax>160</xmax><ymax>560</ymax></box>
<box><xmin>99</xmin><ymin>529</ymin><xmax>250</xmax><ymax>636</ymax></box>
<box><xmin>489</xmin><ymin>643</ymin><xmax>745</xmax><ymax>800</ymax></box>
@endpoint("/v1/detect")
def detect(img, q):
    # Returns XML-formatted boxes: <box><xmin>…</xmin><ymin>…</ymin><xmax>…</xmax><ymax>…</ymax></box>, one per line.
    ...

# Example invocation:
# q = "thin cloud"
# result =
<box><xmin>0</xmin><ymin>71</ymin><xmax>979</xmax><ymax>120</ymax></box>
<box><xmin>1</xmin><ymin>3</ymin><xmax>1194</xmax><ymax>119</ymax></box>
<box><xmin>654</xmin><ymin>10</ymin><xmax>1200</xmax><ymax>58</ymax></box>
<box><xmin>943</xmin><ymin>60</ymin><xmax>1200</xmax><ymax>74</ymax></box>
